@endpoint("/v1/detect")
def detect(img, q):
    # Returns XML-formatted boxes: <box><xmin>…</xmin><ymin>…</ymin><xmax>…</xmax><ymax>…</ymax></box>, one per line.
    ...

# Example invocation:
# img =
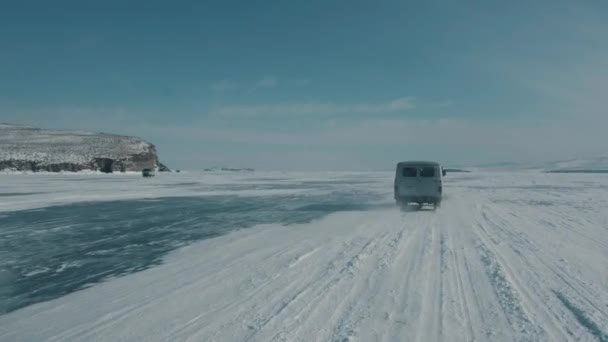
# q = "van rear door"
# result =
<box><xmin>417</xmin><ymin>166</ymin><xmax>439</xmax><ymax>197</ymax></box>
<box><xmin>397</xmin><ymin>166</ymin><xmax>418</xmax><ymax>198</ymax></box>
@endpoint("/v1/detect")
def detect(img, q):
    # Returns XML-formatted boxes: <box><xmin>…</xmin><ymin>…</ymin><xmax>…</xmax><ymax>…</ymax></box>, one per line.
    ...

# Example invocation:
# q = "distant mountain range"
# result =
<box><xmin>469</xmin><ymin>157</ymin><xmax>608</xmax><ymax>172</ymax></box>
<box><xmin>0</xmin><ymin>123</ymin><xmax>170</xmax><ymax>173</ymax></box>
<box><xmin>540</xmin><ymin>157</ymin><xmax>608</xmax><ymax>171</ymax></box>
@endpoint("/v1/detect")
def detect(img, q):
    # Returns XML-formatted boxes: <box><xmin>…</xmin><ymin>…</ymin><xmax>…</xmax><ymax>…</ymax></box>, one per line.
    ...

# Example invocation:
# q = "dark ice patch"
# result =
<box><xmin>0</xmin><ymin>189</ymin><xmax>384</xmax><ymax>314</ymax></box>
<box><xmin>0</xmin><ymin>192</ymin><xmax>43</xmax><ymax>197</ymax></box>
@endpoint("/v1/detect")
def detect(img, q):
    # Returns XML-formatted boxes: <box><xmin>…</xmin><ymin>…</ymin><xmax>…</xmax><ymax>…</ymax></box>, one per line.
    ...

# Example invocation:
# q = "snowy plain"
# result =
<box><xmin>1</xmin><ymin>171</ymin><xmax>607</xmax><ymax>341</ymax></box>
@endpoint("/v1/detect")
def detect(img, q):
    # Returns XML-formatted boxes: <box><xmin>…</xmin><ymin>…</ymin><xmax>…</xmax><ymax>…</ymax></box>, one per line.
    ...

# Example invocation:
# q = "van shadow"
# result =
<box><xmin>399</xmin><ymin>204</ymin><xmax>436</xmax><ymax>212</ymax></box>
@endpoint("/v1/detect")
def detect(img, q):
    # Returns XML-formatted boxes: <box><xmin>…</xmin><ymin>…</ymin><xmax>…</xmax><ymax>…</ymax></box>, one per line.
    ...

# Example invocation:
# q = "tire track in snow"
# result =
<box><xmin>474</xmin><ymin>203</ymin><xmax>575</xmax><ymax>341</ymax></box>
<box><xmin>553</xmin><ymin>291</ymin><xmax>608</xmax><ymax>342</ymax></box>
<box><xmin>322</xmin><ymin>229</ymin><xmax>409</xmax><ymax>341</ymax></box>
<box><xmin>244</xmin><ymin>237</ymin><xmax>380</xmax><ymax>340</ymax></box>
<box><xmin>162</xmin><ymin>225</ymin><xmax>377</xmax><ymax>341</ymax></box>
<box><xmin>461</xmin><ymin>245</ymin><xmax>502</xmax><ymax>340</ymax></box>
<box><xmin>476</xmin><ymin>199</ymin><xmax>608</xmax><ymax>340</ymax></box>
<box><xmin>415</xmin><ymin>221</ymin><xmax>444</xmax><ymax>342</ymax></box>
<box><xmin>276</xmin><ymin>235</ymin><xmax>385</xmax><ymax>341</ymax></box>
<box><xmin>437</xmin><ymin>231</ymin><xmax>447</xmax><ymax>342</ymax></box>
<box><xmin>321</xmin><ymin>218</ymin><xmax>426</xmax><ymax>342</ymax></box>
<box><xmin>288</xmin><ymin>248</ymin><xmax>320</xmax><ymax>268</ymax></box>
<box><xmin>476</xmin><ymin>242</ymin><xmax>547</xmax><ymax>341</ymax></box>
<box><xmin>281</xmin><ymin>218</ymin><xmax>419</xmax><ymax>341</ymax></box>
<box><xmin>442</xmin><ymin>197</ymin><xmax>507</xmax><ymax>341</ymax></box>
<box><xmin>442</xmin><ymin>223</ymin><xmax>476</xmax><ymax>342</ymax></box>
<box><xmin>381</xmin><ymin>214</ymin><xmax>436</xmax><ymax>342</ymax></box>
<box><xmin>452</xmin><ymin>198</ymin><xmax>521</xmax><ymax>340</ymax></box>
<box><xmin>542</xmin><ymin>206</ymin><xmax>608</xmax><ymax>251</ymax></box>
<box><xmin>243</xmin><ymin>231</ymin><xmax>390</xmax><ymax>341</ymax></box>
<box><xmin>479</xmin><ymin>203</ymin><xmax>608</xmax><ymax>336</ymax></box>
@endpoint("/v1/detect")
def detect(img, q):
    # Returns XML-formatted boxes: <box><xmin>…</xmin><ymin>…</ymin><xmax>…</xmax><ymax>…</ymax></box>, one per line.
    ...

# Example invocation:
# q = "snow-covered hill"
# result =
<box><xmin>0</xmin><ymin>124</ymin><xmax>169</xmax><ymax>172</ymax></box>
<box><xmin>542</xmin><ymin>157</ymin><xmax>608</xmax><ymax>171</ymax></box>
<box><xmin>468</xmin><ymin>157</ymin><xmax>608</xmax><ymax>172</ymax></box>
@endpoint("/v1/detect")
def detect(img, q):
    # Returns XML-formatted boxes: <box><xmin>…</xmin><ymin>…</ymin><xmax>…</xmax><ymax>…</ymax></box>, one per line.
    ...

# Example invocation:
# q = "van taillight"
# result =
<box><xmin>438</xmin><ymin>186</ymin><xmax>442</xmax><ymax>193</ymax></box>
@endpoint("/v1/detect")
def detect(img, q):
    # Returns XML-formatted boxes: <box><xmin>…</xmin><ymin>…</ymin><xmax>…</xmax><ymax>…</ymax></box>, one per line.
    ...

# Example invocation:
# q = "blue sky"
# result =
<box><xmin>1</xmin><ymin>1</ymin><xmax>607</xmax><ymax>170</ymax></box>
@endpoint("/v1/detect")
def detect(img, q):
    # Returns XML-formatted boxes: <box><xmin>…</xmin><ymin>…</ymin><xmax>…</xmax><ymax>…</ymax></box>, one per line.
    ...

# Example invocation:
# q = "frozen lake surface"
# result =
<box><xmin>0</xmin><ymin>172</ymin><xmax>390</xmax><ymax>314</ymax></box>
<box><xmin>1</xmin><ymin>171</ymin><xmax>608</xmax><ymax>341</ymax></box>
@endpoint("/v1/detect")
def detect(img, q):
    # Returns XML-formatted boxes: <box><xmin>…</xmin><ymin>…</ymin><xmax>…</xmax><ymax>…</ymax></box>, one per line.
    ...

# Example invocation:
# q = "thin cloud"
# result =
<box><xmin>142</xmin><ymin>114</ymin><xmax>608</xmax><ymax>165</ymax></box>
<box><xmin>254</xmin><ymin>76</ymin><xmax>278</xmax><ymax>89</ymax></box>
<box><xmin>210</xmin><ymin>80</ymin><xmax>239</xmax><ymax>92</ymax></box>
<box><xmin>211</xmin><ymin>76</ymin><xmax>308</xmax><ymax>93</ymax></box>
<box><xmin>290</xmin><ymin>78</ymin><xmax>311</xmax><ymax>86</ymax></box>
<box><xmin>209</xmin><ymin>97</ymin><xmax>415</xmax><ymax>118</ymax></box>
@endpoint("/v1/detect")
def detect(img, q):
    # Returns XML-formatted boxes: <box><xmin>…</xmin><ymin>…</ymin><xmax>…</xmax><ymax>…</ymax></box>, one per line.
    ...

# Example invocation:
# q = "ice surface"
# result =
<box><xmin>1</xmin><ymin>171</ymin><xmax>608</xmax><ymax>341</ymax></box>
<box><xmin>0</xmin><ymin>171</ymin><xmax>390</xmax><ymax>212</ymax></box>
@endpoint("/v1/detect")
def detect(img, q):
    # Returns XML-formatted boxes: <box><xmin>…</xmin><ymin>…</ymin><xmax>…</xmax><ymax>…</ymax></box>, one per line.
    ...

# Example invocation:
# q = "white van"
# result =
<box><xmin>394</xmin><ymin>161</ymin><xmax>445</xmax><ymax>209</ymax></box>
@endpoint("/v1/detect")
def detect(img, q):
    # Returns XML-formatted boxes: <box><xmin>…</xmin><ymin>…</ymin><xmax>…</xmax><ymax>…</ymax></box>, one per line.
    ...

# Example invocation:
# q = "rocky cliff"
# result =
<box><xmin>0</xmin><ymin>124</ymin><xmax>170</xmax><ymax>173</ymax></box>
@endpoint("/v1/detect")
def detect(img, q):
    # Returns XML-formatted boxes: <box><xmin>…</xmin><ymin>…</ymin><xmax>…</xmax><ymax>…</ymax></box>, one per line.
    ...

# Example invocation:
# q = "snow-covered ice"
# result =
<box><xmin>0</xmin><ymin>171</ymin><xmax>388</xmax><ymax>212</ymax></box>
<box><xmin>1</xmin><ymin>171</ymin><xmax>608</xmax><ymax>341</ymax></box>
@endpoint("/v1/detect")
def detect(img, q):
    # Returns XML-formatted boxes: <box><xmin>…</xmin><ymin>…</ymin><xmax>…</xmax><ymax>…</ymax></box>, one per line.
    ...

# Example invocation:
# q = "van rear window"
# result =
<box><xmin>420</xmin><ymin>167</ymin><xmax>435</xmax><ymax>177</ymax></box>
<box><xmin>402</xmin><ymin>167</ymin><xmax>417</xmax><ymax>177</ymax></box>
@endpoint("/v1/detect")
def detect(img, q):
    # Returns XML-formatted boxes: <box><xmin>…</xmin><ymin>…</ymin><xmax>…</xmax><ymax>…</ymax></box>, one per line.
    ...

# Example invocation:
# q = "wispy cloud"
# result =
<box><xmin>141</xmin><ymin>113</ymin><xmax>608</xmax><ymax>166</ymax></box>
<box><xmin>253</xmin><ymin>76</ymin><xmax>278</xmax><ymax>89</ymax></box>
<box><xmin>481</xmin><ymin>2</ymin><xmax>608</xmax><ymax>120</ymax></box>
<box><xmin>210</xmin><ymin>80</ymin><xmax>239</xmax><ymax>92</ymax></box>
<box><xmin>8</xmin><ymin>100</ymin><xmax>607</xmax><ymax>170</ymax></box>
<box><xmin>290</xmin><ymin>78</ymin><xmax>310</xmax><ymax>86</ymax></box>
<box><xmin>209</xmin><ymin>97</ymin><xmax>415</xmax><ymax>118</ymax></box>
<box><xmin>210</xmin><ymin>76</ymin><xmax>308</xmax><ymax>93</ymax></box>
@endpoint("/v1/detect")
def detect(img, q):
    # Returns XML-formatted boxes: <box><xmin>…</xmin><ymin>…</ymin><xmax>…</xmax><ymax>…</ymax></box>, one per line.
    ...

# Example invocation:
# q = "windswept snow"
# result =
<box><xmin>0</xmin><ymin>172</ymin><xmax>389</xmax><ymax>212</ymax></box>
<box><xmin>1</xmin><ymin>171</ymin><xmax>608</xmax><ymax>341</ymax></box>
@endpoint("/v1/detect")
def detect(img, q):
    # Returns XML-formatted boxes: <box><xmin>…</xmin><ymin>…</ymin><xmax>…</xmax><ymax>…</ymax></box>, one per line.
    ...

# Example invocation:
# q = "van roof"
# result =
<box><xmin>397</xmin><ymin>161</ymin><xmax>441</xmax><ymax>167</ymax></box>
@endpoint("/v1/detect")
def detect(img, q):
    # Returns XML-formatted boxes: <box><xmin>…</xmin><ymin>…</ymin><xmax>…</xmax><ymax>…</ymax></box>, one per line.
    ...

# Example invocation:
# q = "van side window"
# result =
<box><xmin>402</xmin><ymin>167</ymin><xmax>417</xmax><ymax>177</ymax></box>
<box><xmin>420</xmin><ymin>167</ymin><xmax>435</xmax><ymax>177</ymax></box>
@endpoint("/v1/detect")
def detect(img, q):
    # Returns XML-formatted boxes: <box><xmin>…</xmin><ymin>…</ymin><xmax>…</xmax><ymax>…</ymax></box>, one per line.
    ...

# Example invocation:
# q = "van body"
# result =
<box><xmin>142</xmin><ymin>168</ymin><xmax>155</xmax><ymax>178</ymax></box>
<box><xmin>394</xmin><ymin>161</ymin><xmax>444</xmax><ymax>208</ymax></box>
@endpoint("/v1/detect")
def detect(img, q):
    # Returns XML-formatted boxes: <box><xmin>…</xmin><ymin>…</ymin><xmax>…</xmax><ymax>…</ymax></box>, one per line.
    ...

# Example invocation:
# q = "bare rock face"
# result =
<box><xmin>0</xmin><ymin>124</ymin><xmax>169</xmax><ymax>173</ymax></box>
